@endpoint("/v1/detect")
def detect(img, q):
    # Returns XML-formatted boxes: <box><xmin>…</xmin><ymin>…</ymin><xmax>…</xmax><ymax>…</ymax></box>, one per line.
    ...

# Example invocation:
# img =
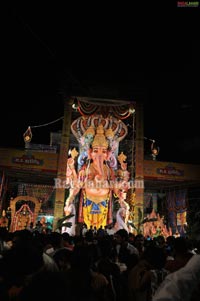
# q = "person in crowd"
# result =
<box><xmin>164</xmin><ymin>237</ymin><xmax>193</xmax><ymax>273</ymax></box>
<box><xmin>128</xmin><ymin>244</ymin><xmax>168</xmax><ymax>301</ymax></box>
<box><xmin>153</xmin><ymin>254</ymin><xmax>200</xmax><ymax>301</ymax></box>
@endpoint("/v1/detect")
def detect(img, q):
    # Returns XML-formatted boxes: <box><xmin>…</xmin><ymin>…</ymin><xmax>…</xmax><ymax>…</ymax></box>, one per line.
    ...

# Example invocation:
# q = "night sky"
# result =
<box><xmin>2</xmin><ymin>3</ymin><xmax>200</xmax><ymax>165</ymax></box>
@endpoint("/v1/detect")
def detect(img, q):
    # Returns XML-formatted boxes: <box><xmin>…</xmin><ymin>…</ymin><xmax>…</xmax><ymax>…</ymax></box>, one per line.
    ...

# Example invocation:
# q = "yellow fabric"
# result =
<box><xmin>83</xmin><ymin>201</ymin><xmax>108</xmax><ymax>229</ymax></box>
<box><xmin>85</xmin><ymin>193</ymin><xmax>109</xmax><ymax>204</ymax></box>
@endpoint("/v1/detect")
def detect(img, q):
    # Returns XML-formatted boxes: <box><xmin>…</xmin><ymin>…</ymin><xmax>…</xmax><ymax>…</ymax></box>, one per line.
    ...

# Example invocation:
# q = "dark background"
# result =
<box><xmin>2</xmin><ymin>3</ymin><xmax>200</xmax><ymax>164</ymax></box>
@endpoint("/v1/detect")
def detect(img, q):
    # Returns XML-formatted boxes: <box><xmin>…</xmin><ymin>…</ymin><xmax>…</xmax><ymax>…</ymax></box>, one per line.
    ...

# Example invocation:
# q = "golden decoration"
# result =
<box><xmin>71</xmin><ymin>148</ymin><xmax>79</xmax><ymax>159</ymax></box>
<box><xmin>130</xmin><ymin>192</ymin><xmax>136</xmax><ymax>205</ymax></box>
<box><xmin>92</xmin><ymin>124</ymin><xmax>108</xmax><ymax>149</ymax></box>
<box><xmin>105</xmin><ymin>127</ymin><xmax>114</xmax><ymax>139</ymax></box>
<box><xmin>118</xmin><ymin>152</ymin><xmax>127</xmax><ymax>165</ymax></box>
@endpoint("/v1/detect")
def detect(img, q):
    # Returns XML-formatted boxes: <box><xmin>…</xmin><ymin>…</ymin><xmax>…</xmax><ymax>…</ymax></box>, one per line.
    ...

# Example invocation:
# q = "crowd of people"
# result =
<box><xmin>0</xmin><ymin>226</ymin><xmax>200</xmax><ymax>300</ymax></box>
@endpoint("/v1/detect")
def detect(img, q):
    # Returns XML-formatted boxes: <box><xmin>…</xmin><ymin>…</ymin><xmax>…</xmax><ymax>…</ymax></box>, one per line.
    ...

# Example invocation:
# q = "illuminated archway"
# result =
<box><xmin>10</xmin><ymin>196</ymin><xmax>42</xmax><ymax>232</ymax></box>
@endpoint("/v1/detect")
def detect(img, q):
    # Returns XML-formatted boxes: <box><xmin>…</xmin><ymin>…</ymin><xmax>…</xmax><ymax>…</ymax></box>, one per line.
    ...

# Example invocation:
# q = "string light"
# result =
<box><xmin>23</xmin><ymin>116</ymin><xmax>64</xmax><ymax>143</ymax></box>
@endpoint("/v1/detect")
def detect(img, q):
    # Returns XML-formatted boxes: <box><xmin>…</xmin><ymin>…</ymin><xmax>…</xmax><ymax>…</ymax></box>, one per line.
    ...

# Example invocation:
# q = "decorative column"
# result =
<box><xmin>53</xmin><ymin>97</ymin><xmax>73</xmax><ymax>230</ymax></box>
<box><xmin>134</xmin><ymin>102</ymin><xmax>144</xmax><ymax>234</ymax></box>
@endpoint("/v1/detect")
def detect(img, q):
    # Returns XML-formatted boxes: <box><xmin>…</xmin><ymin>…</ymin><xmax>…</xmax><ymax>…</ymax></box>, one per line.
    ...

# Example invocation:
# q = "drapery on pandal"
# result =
<box><xmin>63</xmin><ymin>114</ymin><xmax>132</xmax><ymax>233</ymax></box>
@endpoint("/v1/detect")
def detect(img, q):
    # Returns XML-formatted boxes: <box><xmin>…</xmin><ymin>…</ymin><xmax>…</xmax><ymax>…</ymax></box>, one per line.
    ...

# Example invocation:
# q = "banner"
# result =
<box><xmin>0</xmin><ymin>148</ymin><xmax>58</xmax><ymax>173</ymax></box>
<box><xmin>166</xmin><ymin>189</ymin><xmax>187</xmax><ymax>234</ymax></box>
<box><xmin>144</xmin><ymin>160</ymin><xmax>200</xmax><ymax>181</ymax></box>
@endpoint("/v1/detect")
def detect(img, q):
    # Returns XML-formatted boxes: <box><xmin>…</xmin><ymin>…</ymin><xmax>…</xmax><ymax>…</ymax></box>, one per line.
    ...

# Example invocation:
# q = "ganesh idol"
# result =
<box><xmin>64</xmin><ymin>115</ymin><xmax>131</xmax><ymax>230</ymax></box>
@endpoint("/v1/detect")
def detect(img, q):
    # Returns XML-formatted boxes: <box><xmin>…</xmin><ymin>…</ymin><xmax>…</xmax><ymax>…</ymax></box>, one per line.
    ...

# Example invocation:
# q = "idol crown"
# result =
<box><xmin>84</xmin><ymin>126</ymin><xmax>95</xmax><ymax>137</ymax></box>
<box><xmin>92</xmin><ymin>124</ymin><xmax>109</xmax><ymax>148</ymax></box>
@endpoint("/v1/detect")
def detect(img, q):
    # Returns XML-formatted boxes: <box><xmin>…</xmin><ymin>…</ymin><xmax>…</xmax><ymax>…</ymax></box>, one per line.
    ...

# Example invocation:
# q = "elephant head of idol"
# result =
<box><xmin>88</xmin><ymin>124</ymin><xmax>110</xmax><ymax>178</ymax></box>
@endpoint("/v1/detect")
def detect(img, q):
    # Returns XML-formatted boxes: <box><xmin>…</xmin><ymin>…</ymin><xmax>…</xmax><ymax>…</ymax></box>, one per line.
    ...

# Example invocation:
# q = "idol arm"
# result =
<box><xmin>65</xmin><ymin>157</ymin><xmax>81</xmax><ymax>205</ymax></box>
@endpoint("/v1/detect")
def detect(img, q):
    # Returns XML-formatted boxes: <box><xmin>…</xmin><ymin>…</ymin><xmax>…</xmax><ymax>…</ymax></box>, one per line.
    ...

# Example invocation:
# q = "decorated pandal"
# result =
<box><xmin>64</xmin><ymin>115</ymin><xmax>132</xmax><ymax>233</ymax></box>
<box><xmin>62</xmin><ymin>114</ymin><xmax>172</xmax><ymax>238</ymax></box>
<box><xmin>0</xmin><ymin>196</ymin><xmax>43</xmax><ymax>232</ymax></box>
<box><xmin>11</xmin><ymin>204</ymin><xmax>33</xmax><ymax>232</ymax></box>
